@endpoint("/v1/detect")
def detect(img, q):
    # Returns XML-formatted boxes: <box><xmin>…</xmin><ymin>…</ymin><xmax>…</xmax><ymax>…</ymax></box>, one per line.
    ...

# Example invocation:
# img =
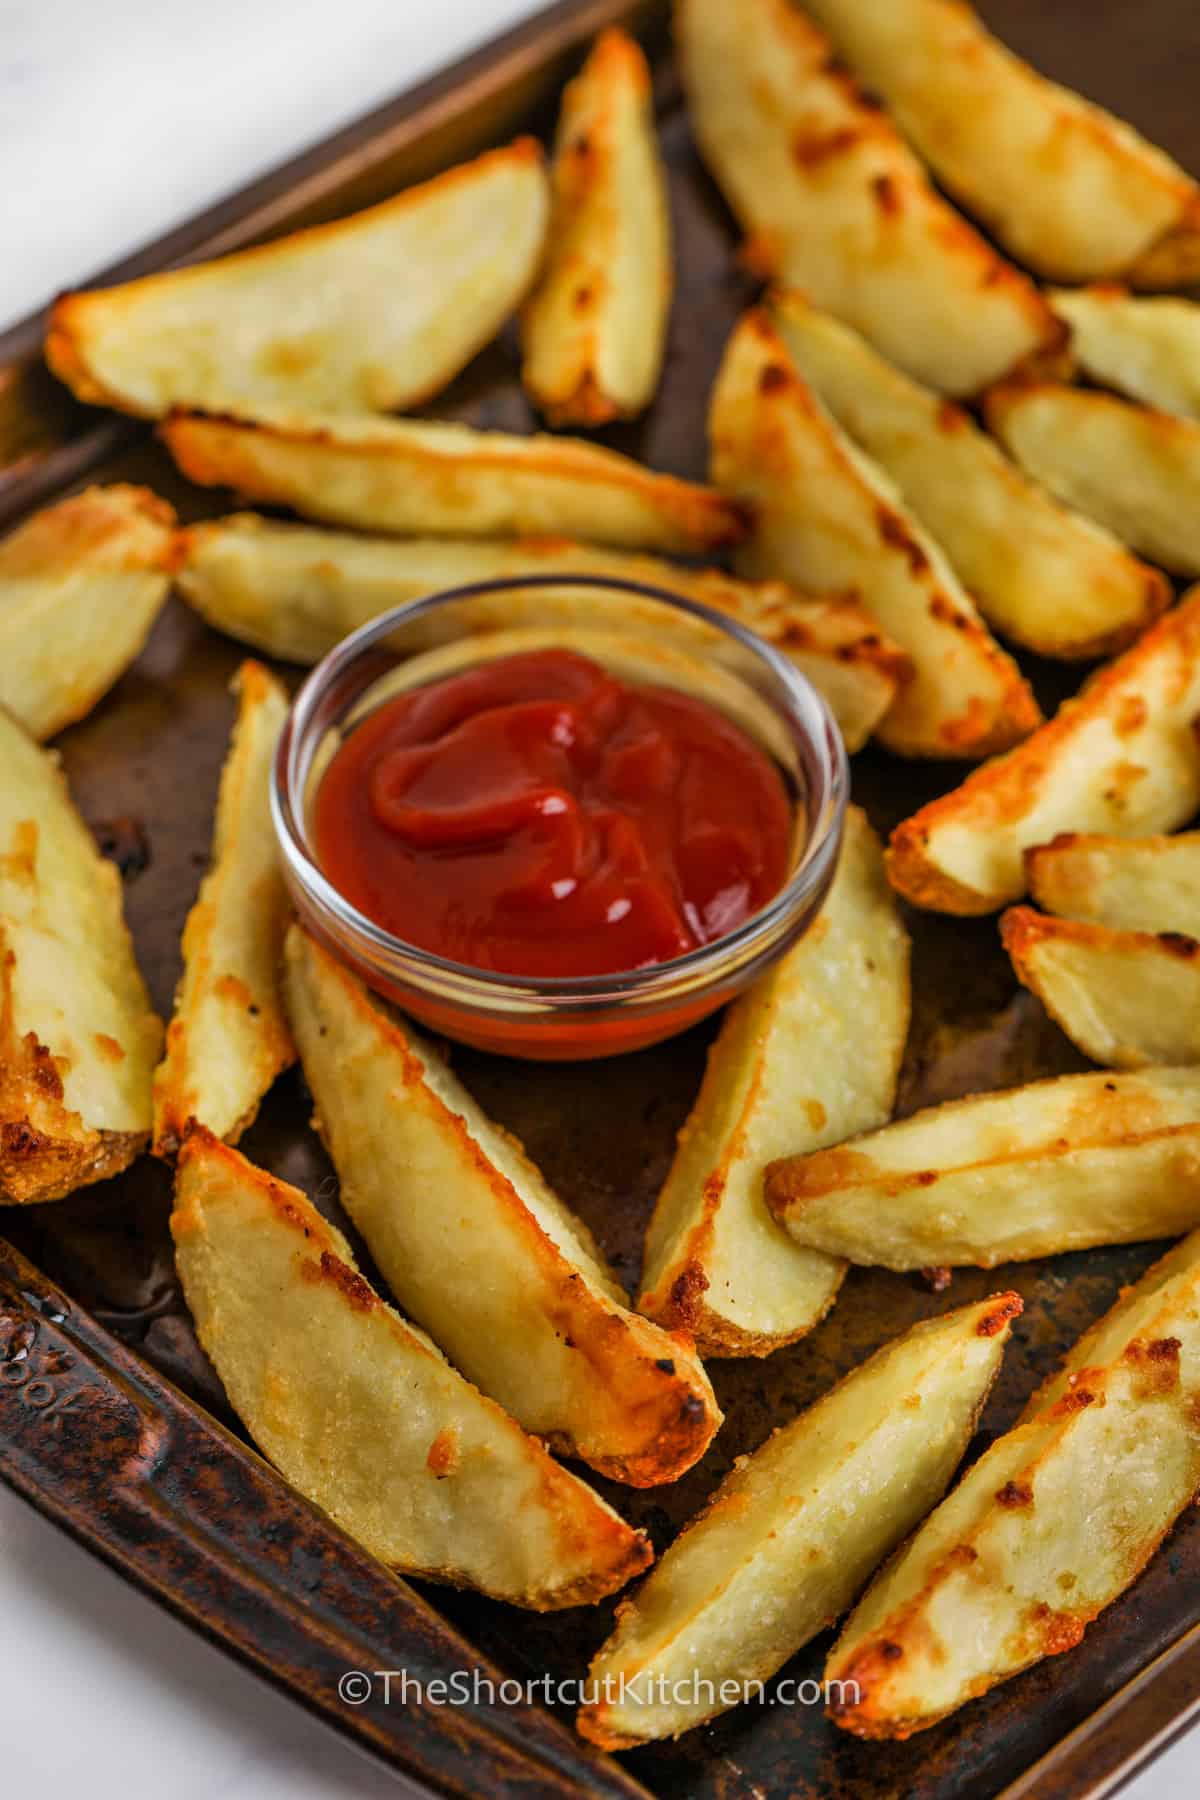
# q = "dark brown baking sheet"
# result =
<box><xmin>4</xmin><ymin>2</ymin><xmax>1200</xmax><ymax>1795</ymax></box>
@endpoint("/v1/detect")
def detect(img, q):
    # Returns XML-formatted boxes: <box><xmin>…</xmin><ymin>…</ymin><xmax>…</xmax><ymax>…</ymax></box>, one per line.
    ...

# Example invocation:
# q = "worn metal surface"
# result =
<box><xmin>4</xmin><ymin>0</ymin><xmax>1200</xmax><ymax>1794</ymax></box>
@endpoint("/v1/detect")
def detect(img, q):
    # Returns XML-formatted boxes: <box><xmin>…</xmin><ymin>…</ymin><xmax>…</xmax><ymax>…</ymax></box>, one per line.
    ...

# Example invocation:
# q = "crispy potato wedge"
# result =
<box><xmin>637</xmin><ymin>808</ymin><xmax>909</xmax><ymax>1355</ymax></box>
<box><xmin>0</xmin><ymin>484</ymin><xmax>175</xmax><ymax>740</ymax></box>
<box><xmin>709</xmin><ymin>308</ymin><xmax>1039</xmax><ymax>758</ymax></box>
<box><xmin>152</xmin><ymin>663</ymin><xmax>293</xmax><ymax>1156</ymax></box>
<box><xmin>769</xmin><ymin>293</ymin><xmax>1168</xmax><ymax>660</ymax></box>
<box><xmin>46</xmin><ymin>141</ymin><xmax>548</xmax><ymax>419</ymax></box>
<box><xmin>986</xmin><ymin>381</ymin><xmax>1200</xmax><ymax>577</ymax></box>
<box><xmin>1003</xmin><ymin>908</ymin><xmax>1200</xmax><ymax>1069</ymax></box>
<box><xmin>802</xmin><ymin>0</ymin><xmax>1200</xmax><ymax>286</ymax></box>
<box><xmin>162</xmin><ymin>408</ymin><xmax>744</xmax><ymax>555</ymax></box>
<box><xmin>887</xmin><ymin>588</ymin><xmax>1200</xmax><ymax>914</ymax></box>
<box><xmin>766</xmin><ymin>1068</ymin><xmax>1200</xmax><ymax>1270</ymax></box>
<box><xmin>1028</xmin><ymin>831</ymin><xmax>1200</xmax><ymax>935</ymax></box>
<box><xmin>175</xmin><ymin>514</ymin><xmax>908</xmax><ymax>752</ymax></box>
<box><xmin>1051</xmin><ymin>288</ymin><xmax>1200</xmax><ymax>421</ymax></box>
<box><xmin>172</xmin><ymin>1128</ymin><xmax>650</xmax><ymax>1607</ymax></box>
<box><xmin>675</xmin><ymin>0</ymin><xmax>1059</xmax><ymax>398</ymax></box>
<box><xmin>0</xmin><ymin>707</ymin><xmax>161</xmax><ymax>1203</ymax></box>
<box><xmin>282</xmin><ymin>927</ymin><xmax>720</xmax><ymax>1485</ymax></box>
<box><xmin>522</xmin><ymin>29</ymin><xmax>670</xmax><ymax>424</ymax></box>
<box><xmin>578</xmin><ymin>1294</ymin><xmax>1020</xmax><ymax>1748</ymax></box>
<box><xmin>827</xmin><ymin>1249</ymin><xmax>1200</xmax><ymax>1738</ymax></box>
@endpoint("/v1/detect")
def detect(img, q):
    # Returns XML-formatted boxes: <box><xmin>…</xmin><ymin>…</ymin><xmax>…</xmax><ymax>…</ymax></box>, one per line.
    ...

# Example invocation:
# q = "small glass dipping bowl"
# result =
<box><xmin>272</xmin><ymin>575</ymin><xmax>848</xmax><ymax>1059</ymax></box>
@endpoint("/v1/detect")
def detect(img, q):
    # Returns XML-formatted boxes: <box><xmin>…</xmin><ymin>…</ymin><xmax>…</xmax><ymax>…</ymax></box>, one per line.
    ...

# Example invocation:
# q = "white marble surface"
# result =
<box><xmin>2</xmin><ymin>2</ymin><xmax>1199</xmax><ymax>1795</ymax></box>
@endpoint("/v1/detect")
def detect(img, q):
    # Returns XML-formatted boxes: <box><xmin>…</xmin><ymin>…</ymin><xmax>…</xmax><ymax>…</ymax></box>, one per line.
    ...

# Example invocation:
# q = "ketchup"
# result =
<box><xmin>313</xmin><ymin>648</ymin><xmax>792</xmax><ymax>981</ymax></box>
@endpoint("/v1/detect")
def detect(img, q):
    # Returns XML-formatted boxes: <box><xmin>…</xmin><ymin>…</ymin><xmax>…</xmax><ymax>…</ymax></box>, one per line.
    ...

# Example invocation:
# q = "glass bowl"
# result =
<box><xmin>272</xmin><ymin>574</ymin><xmax>848</xmax><ymax>1059</ymax></box>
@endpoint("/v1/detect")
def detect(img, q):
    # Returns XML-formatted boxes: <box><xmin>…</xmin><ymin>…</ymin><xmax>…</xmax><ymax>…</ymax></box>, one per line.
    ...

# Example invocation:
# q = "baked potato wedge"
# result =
<box><xmin>172</xmin><ymin>1127</ymin><xmax>650</xmax><ymax>1608</ymax></box>
<box><xmin>0</xmin><ymin>484</ymin><xmax>175</xmax><ymax>740</ymax></box>
<box><xmin>827</xmin><ymin>1242</ymin><xmax>1200</xmax><ymax>1738</ymax></box>
<box><xmin>802</xmin><ymin>0</ymin><xmax>1200</xmax><ymax>286</ymax></box>
<box><xmin>522</xmin><ymin>29</ymin><xmax>669</xmax><ymax>424</ymax></box>
<box><xmin>46</xmin><ymin>140</ymin><xmax>548</xmax><ymax>418</ymax></box>
<box><xmin>674</xmin><ymin>0</ymin><xmax>1058</xmax><ymax>397</ymax></box>
<box><xmin>1051</xmin><ymin>288</ymin><xmax>1200</xmax><ymax>421</ymax></box>
<box><xmin>1002</xmin><ymin>908</ymin><xmax>1200</xmax><ymax>1069</ymax></box>
<box><xmin>1027</xmin><ymin>830</ymin><xmax>1200</xmax><ymax>935</ymax></box>
<box><xmin>769</xmin><ymin>293</ymin><xmax>1168</xmax><ymax>660</ymax></box>
<box><xmin>0</xmin><ymin>706</ymin><xmax>161</xmax><ymax>1203</ymax></box>
<box><xmin>174</xmin><ymin>514</ymin><xmax>909</xmax><ymax>752</ymax></box>
<box><xmin>152</xmin><ymin>662</ymin><xmax>293</xmax><ymax>1156</ymax></box>
<box><xmin>161</xmin><ymin>408</ymin><xmax>744</xmax><ymax>555</ymax></box>
<box><xmin>638</xmin><ymin>808</ymin><xmax>909</xmax><ymax>1355</ymax></box>
<box><xmin>578</xmin><ymin>1294</ymin><xmax>1021</xmax><ymax>1748</ymax></box>
<box><xmin>886</xmin><ymin>588</ymin><xmax>1200</xmax><ymax>914</ymax></box>
<box><xmin>766</xmin><ymin>1068</ymin><xmax>1200</xmax><ymax>1270</ymax></box>
<box><xmin>709</xmin><ymin>307</ymin><xmax>1039</xmax><ymax>758</ymax></box>
<box><xmin>986</xmin><ymin>381</ymin><xmax>1200</xmax><ymax>577</ymax></box>
<box><xmin>282</xmin><ymin>927</ymin><xmax>720</xmax><ymax>1486</ymax></box>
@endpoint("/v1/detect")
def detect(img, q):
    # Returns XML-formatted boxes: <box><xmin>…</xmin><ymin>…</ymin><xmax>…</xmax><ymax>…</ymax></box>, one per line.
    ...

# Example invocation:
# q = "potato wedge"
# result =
<box><xmin>675</xmin><ymin>0</ymin><xmax>1059</xmax><ymax>397</ymax></box>
<box><xmin>1028</xmin><ymin>831</ymin><xmax>1200</xmax><ymax>935</ymax></box>
<box><xmin>1051</xmin><ymin>288</ymin><xmax>1200</xmax><ymax>421</ymax></box>
<box><xmin>152</xmin><ymin>663</ymin><xmax>293</xmax><ymax>1156</ymax></box>
<box><xmin>802</xmin><ymin>0</ymin><xmax>1200</xmax><ymax>287</ymax></box>
<box><xmin>709</xmin><ymin>308</ymin><xmax>1039</xmax><ymax>758</ymax></box>
<box><xmin>282</xmin><ymin>927</ymin><xmax>720</xmax><ymax>1485</ymax></box>
<box><xmin>46</xmin><ymin>140</ymin><xmax>548</xmax><ymax>419</ymax></box>
<box><xmin>638</xmin><ymin>808</ymin><xmax>909</xmax><ymax>1355</ymax></box>
<box><xmin>175</xmin><ymin>514</ymin><xmax>908</xmax><ymax>752</ymax></box>
<box><xmin>161</xmin><ymin>409</ymin><xmax>744</xmax><ymax>555</ymax></box>
<box><xmin>827</xmin><ymin>1250</ymin><xmax>1200</xmax><ymax>1738</ymax></box>
<box><xmin>577</xmin><ymin>1294</ymin><xmax>1020</xmax><ymax>1748</ymax></box>
<box><xmin>172</xmin><ymin>1128</ymin><xmax>650</xmax><ymax>1607</ymax></box>
<box><xmin>522</xmin><ymin>30</ymin><xmax>669</xmax><ymax>424</ymax></box>
<box><xmin>0</xmin><ymin>707</ymin><xmax>161</xmax><ymax>1203</ymax></box>
<box><xmin>0</xmin><ymin>484</ymin><xmax>175</xmax><ymax>740</ymax></box>
<box><xmin>986</xmin><ymin>381</ymin><xmax>1200</xmax><ymax>577</ymax></box>
<box><xmin>769</xmin><ymin>293</ymin><xmax>1168</xmax><ymax>660</ymax></box>
<box><xmin>1003</xmin><ymin>907</ymin><xmax>1200</xmax><ymax>1070</ymax></box>
<box><xmin>887</xmin><ymin>588</ymin><xmax>1200</xmax><ymax>914</ymax></box>
<box><xmin>766</xmin><ymin>1068</ymin><xmax>1200</xmax><ymax>1270</ymax></box>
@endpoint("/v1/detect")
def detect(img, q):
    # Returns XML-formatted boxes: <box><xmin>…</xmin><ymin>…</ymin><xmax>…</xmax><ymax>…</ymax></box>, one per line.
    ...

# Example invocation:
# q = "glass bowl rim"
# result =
<box><xmin>271</xmin><ymin>571</ymin><xmax>850</xmax><ymax>1007</ymax></box>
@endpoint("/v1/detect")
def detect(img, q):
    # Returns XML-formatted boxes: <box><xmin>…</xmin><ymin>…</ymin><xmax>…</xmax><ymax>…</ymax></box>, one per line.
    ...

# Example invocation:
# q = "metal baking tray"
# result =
<box><xmin>3</xmin><ymin>2</ymin><xmax>1200</xmax><ymax>1794</ymax></box>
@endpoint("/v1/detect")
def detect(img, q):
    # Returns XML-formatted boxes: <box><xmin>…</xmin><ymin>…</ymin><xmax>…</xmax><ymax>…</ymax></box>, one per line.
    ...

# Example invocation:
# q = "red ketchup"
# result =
<box><xmin>313</xmin><ymin>648</ymin><xmax>792</xmax><ymax>983</ymax></box>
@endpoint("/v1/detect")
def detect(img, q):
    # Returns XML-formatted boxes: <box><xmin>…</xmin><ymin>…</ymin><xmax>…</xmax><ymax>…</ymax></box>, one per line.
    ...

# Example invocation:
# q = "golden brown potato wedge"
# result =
<box><xmin>709</xmin><ymin>308</ymin><xmax>1039</xmax><ymax>758</ymax></box>
<box><xmin>1003</xmin><ymin>907</ymin><xmax>1200</xmax><ymax>1069</ymax></box>
<box><xmin>46</xmin><ymin>140</ymin><xmax>548</xmax><ymax>419</ymax></box>
<box><xmin>802</xmin><ymin>0</ymin><xmax>1200</xmax><ymax>286</ymax></box>
<box><xmin>887</xmin><ymin>588</ymin><xmax>1200</xmax><ymax>914</ymax></box>
<box><xmin>827</xmin><ymin>1243</ymin><xmax>1200</xmax><ymax>1739</ymax></box>
<box><xmin>522</xmin><ymin>29</ymin><xmax>670</xmax><ymax>424</ymax></box>
<box><xmin>986</xmin><ymin>381</ymin><xmax>1200</xmax><ymax>577</ymax></box>
<box><xmin>172</xmin><ymin>1128</ymin><xmax>650</xmax><ymax>1607</ymax></box>
<box><xmin>1028</xmin><ymin>830</ymin><xmax>1200</xmax><ymax>935</ymax></box>
<box><xmin>174</xmin><ymin>514</ymin><xmax>909</xmax><ymax>752</ymax></box>
<box><xmin>769</xmin><ymin>293</ymin><xmax>1168</xmax><ymax>660</ymax></box>
<box><xmin>766</xmin><ymin>1068</ymin><xmax>1200</xmax><ymax>1270</ymax></box>
<box><xmin>675</xmin><ymin>0</ymin><xmax>1059</xmax><ymax>397</ymax></box>
<box><xmin>578</xmin><ymin>1294</ymin><xmax>1020</xmax><ymax>1748</ymax></box>
<box><xmin>638</xmin><ymin>808</ymin><xmax>909</xmax><ymax>1355</ymax></box>
<box><xmin>282</xmin><ymin>927</ymin><xmax>720</xmax><ymax>1485</ymax></box>
<box><xmin>1051</xmin><ymin>288</ymin><xmax>1200</xmax><ymax>421</ymax></box>
<box><xmin>161</xmin><ymin>408</ymin><xmax>744</xmax><ymax>555</ymax></box>
<box><xmin>0</xmin><ymin>706</ymin><xmax>162</xmax><ymax>1204</ymax></box>
<box><xmin>152</xmin><ymin>663</ymin><xmax>293</xmax><ymax>1156</ymax></box>
<box><xmin>0</xmin><ymin>485</ymin><xmax>175</xmax><ymax>740</ymax></box>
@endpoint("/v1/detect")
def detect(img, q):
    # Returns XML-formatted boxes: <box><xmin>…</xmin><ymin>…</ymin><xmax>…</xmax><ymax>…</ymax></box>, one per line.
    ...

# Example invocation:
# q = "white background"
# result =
<box><xmin>1</xmin><ymin>2</ymin><xmax>1197</xmax><ymax>1793</ymax></box>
